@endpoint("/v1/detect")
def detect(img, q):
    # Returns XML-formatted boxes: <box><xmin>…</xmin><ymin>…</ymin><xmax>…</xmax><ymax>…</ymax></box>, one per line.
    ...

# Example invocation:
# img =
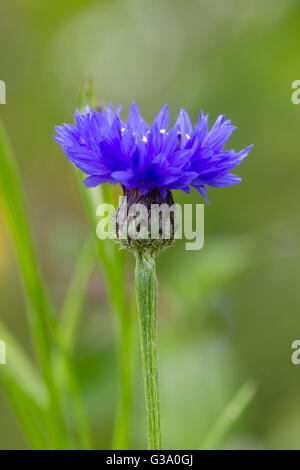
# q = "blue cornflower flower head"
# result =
<box><xmin>53</xmin><ymin>102</ymin><xmax>252</xmax><ymax>203</ymax></box>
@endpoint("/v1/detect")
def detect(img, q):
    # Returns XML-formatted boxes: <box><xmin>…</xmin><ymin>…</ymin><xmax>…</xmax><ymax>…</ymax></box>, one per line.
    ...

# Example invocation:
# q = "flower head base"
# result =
<box><xmin>54</xmin><ymin>102</ymin><xmax>252</xmax><ymax>203</ymax></box>
<box><xmin>114</xmin><ymin>188</ymin><xmax>176</xmax><ymax>253</ymax></box>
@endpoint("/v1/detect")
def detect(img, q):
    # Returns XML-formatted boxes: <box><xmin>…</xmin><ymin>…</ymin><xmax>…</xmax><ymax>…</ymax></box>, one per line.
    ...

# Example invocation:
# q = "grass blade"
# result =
<box><xmin>75</xmin><ymin>82</ymin><xmax>134</xmax><ymax>449</ymax></box>
<box><xmin>0</xmin><ymin>118</ymin><xmax>71</xmax><ymax>448</ymax></box>
<box><xmin>0</xmin><ymin>321</ymin><xmax>52</xmax><ymax>448</ymax></box>
<box><xmin>201</xmin><ymin>380</ymin><xmax>257</xmax><ymax>450</ymax></box>
<box><xmin>0</xmin><ymin>321</ymin><xmax>47</xmax><ymax>405</ymax></box>
<box><xmin>2</xmin><ymin>378</ymin><xmax>51</xmax><ymax>449</ymax></box>
<box><xmin>60</xmin><ymin>238</ymin><xmax>95</xmax><ymax>351</ymax></box>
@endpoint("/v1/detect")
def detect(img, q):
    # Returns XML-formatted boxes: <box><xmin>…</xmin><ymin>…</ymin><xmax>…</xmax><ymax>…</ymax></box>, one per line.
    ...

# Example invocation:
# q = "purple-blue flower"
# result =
<box><xmin>54</xmin><ymin>103</ymin><xmax>252</xmax><ymax>202</ymax></box>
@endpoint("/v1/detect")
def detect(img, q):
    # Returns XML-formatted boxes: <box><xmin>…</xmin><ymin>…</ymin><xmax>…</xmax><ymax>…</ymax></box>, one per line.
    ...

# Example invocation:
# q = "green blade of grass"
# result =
<box><xmin>60</xmin><ymin>238</ymin><xmax>95</xmax><ymax>352</ymax></box>
<box><xmin>0</xmin><ymin>321</ymin><xmax>52</xmax><ymax>448</ymax></box>
<box><xmin>0</xmin><ymin>321</ymin><xmax>47</xmax><ymax>405</ymax></box>
<box><xmin>51</xmin><ymin>237</ymin><xmax>95</xmax><ymax>449</ymax></box>
<box><xmin>0</xmin><ymin>119</ymin><xmax>52</xmax><ymax>377</ymax></box>
<box><xmin>201</xmin><ymin>379</ymin><xmax>257</xmax><ymax>450</ymax></box>
<box><xmin>0</xmin><ymin>324</ymin><xmax>88</xmax><ymax>450</ymax></box>
<box><xmin>73</xmin><ymin>83</ymin><xmax>134</xmax><ymax>449</ymax></box>
<box><xmin>0</xmin><ymin>118</ymin><xmax>71</xmax><ymax>448</ymax></box>
<box><xmin>1</xmin><ymin>377</ymin><xmax>52</xmax><ymax>449</ymax></box>
<box><xmin>74</xmin><ymin>168</ymin><xmax>132</xmax><ymax>448</ymax></box>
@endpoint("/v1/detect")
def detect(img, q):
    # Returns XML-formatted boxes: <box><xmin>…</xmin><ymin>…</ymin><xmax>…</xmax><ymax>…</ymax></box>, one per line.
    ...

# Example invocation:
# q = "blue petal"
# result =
<box><xmin>162</xmin><ymin>127</ymin><xmax>178</xmax><ymax>155</ymax></box>
<box><xmin>153</xmin><ymin>104</ymin><xmax>169</xmax><ymax>131</ymax></box>
<box><xmin>84</xmin><ymin>175</ymin><xmax>111</xmax><ymax>187</ymax></box>
<box><xmin>127</xmin><ymin>101</ymin><xmax>149</xmax><ymax>135</ymax></box>
<box><xmin>103</xmin><ymin>103</ymin><xmax>113</xmax><ymax>125</ymax></box>
<box><xmin>193</xmin><ymin>184</ymin><xmax>211</xmax><ymax>204</ymax></box>
<box><xmin>147</xmin><ymin>123</ymin><xmax>163</xmax><ymax>155</ymax></box>
<box><xmin>208</xmin><ymin>173</ymin><xmax>242</xmax><ymax>188</ymax></box>
<box><xmin>175</xmin><ymin>108</ymin><xmax>193</xmax><ymax>145</ymax></box>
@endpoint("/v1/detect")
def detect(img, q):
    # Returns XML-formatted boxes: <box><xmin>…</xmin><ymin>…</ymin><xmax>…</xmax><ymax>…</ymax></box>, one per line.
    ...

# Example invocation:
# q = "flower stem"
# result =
<box><xmin>134</xmin><ymin>251</ymin><xmax>161</xmax><ymax>450</ymax></box>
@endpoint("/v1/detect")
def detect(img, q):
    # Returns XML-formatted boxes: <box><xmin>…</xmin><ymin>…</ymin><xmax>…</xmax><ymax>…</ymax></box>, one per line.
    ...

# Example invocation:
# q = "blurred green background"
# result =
<box><xmin>1</xmin><ymin>0</ymin><xmax>300</xmax><ymax>449</ymax></box>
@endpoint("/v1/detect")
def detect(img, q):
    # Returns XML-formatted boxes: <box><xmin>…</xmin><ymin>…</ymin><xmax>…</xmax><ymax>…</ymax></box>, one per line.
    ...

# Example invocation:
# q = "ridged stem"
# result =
<box><xmin>134</xmin><ymin>251</ymin><xmax>161</xmax><ymax>450</ymax></box>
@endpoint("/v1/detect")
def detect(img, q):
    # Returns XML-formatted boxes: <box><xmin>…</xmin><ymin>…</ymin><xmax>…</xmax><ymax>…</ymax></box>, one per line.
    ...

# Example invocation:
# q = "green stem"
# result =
<box><xmin>134</xmin><ymin>251</ymin><xmax>161</xmax><ymax>450</ymax></box>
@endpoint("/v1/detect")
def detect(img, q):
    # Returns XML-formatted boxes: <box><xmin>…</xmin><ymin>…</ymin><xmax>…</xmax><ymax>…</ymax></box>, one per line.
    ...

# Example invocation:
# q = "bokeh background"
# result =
<box><xmin>1</xmin><ymin>0</ymin><xmax>300</xmax><ymax>449</ymax></box>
